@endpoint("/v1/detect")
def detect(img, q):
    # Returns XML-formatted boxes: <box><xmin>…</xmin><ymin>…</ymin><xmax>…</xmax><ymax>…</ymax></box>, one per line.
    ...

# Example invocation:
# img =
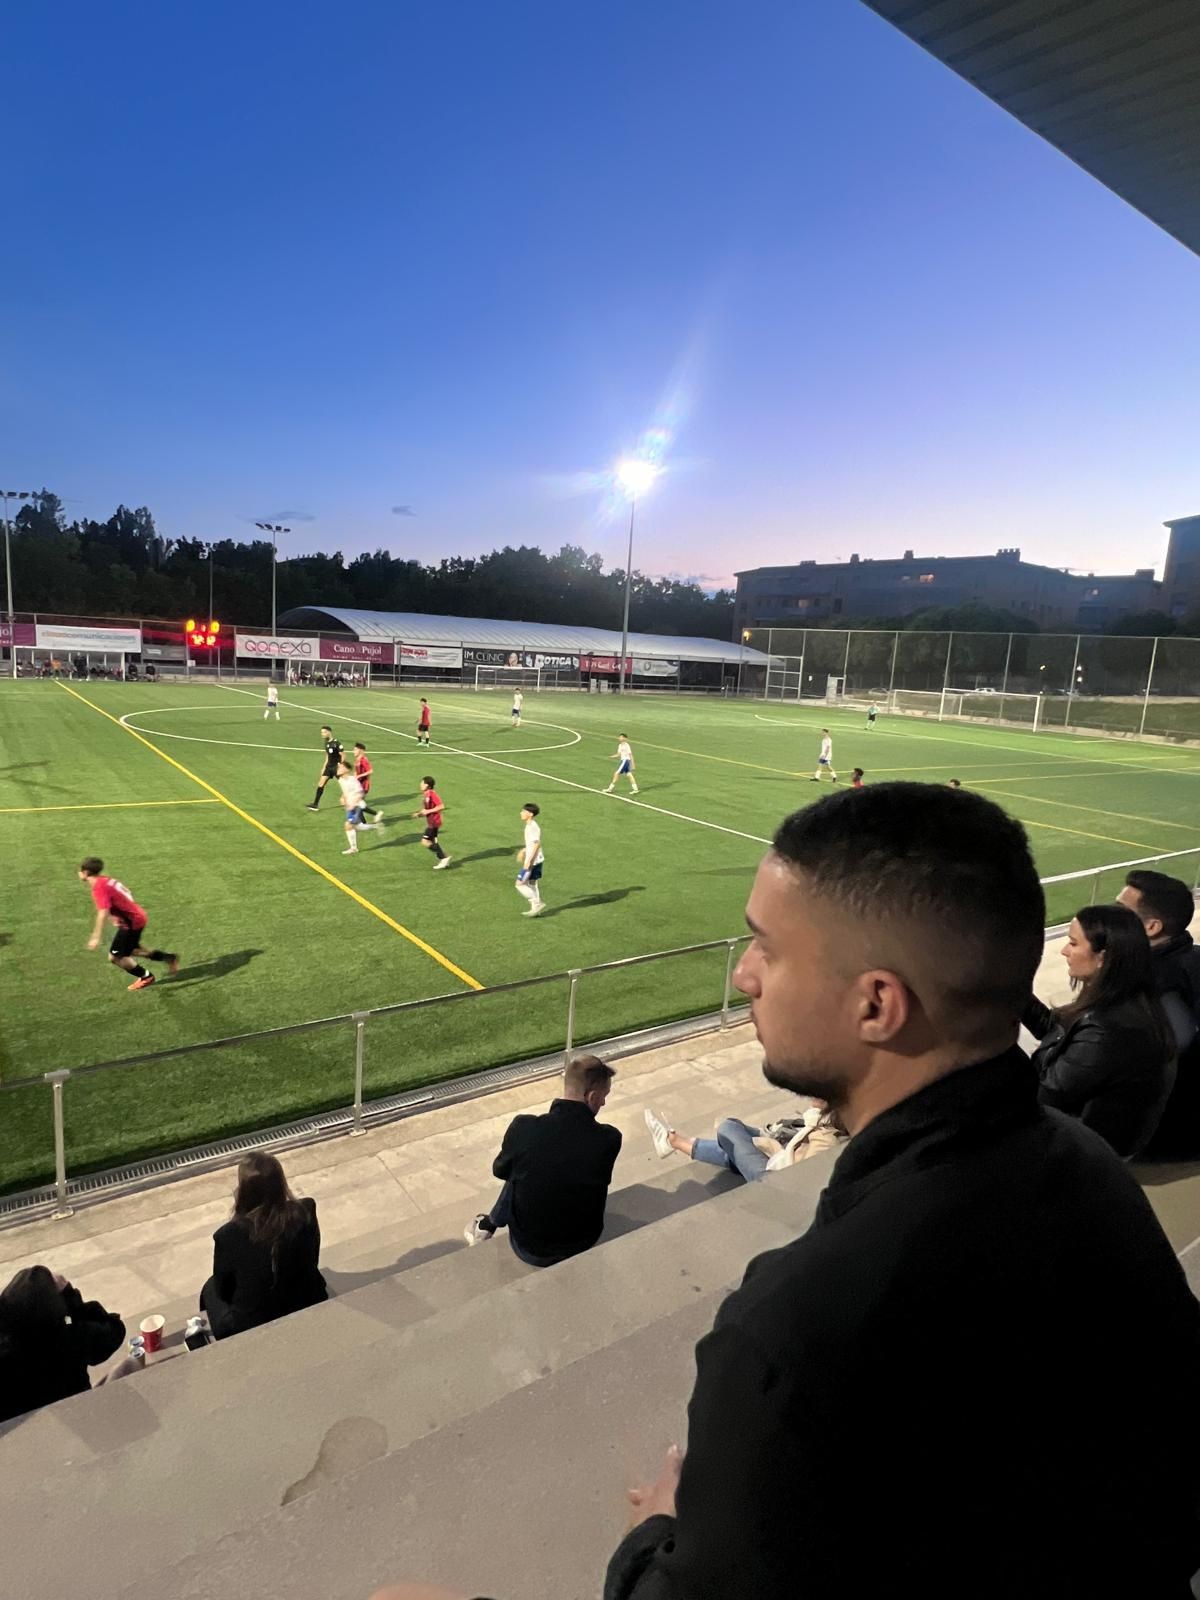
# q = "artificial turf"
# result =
<box><xmin>2</xmin><ymin>676</ymin><xmax>1199</xmax><ymax>1193</ymax></box>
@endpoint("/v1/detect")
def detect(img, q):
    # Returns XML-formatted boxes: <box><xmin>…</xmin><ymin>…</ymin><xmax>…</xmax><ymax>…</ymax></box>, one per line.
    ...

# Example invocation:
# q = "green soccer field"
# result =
<box><xmin>3</xmin><ymin>676</ymin><xmax>1200</xmax><ymax>1194</ymax></box>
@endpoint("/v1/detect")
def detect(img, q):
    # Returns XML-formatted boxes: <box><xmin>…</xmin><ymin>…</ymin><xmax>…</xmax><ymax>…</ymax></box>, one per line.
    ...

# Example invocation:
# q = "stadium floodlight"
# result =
<box><xmin>3</xmin><ymin>490</ymin><xmax>34</xmax><ymax>678</ymax></box>
<box><xmin>613</xmin><ymin>460</ymin><xmax>659</xmax><ymax>694</ymax></box>
<box><xmin>254</xmin><ymin>523</ymin><xmax>291</xmax><ymax>661</ymax></box>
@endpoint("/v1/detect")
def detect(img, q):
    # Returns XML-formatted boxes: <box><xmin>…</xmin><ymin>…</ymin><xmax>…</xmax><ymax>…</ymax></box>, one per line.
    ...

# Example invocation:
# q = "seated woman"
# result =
<box><xmin>200</xmin><ymin>1152</ymin><xmax>327</xmax><ymax>1340</ymax></box>
<box><xmin>0</xmin><ymin>1266</ymin><xmax>125</xmax><ymax>1425</ymax></box>
<box><xmin>1024</xmin><ymin>904</ymin><xmax>1175</xmax><ymax>1159</ymax></box>
<box><xmin>642</xmin><ymin>1102</ymin><xmax>843</xmax><ymax>1184</ymax></box>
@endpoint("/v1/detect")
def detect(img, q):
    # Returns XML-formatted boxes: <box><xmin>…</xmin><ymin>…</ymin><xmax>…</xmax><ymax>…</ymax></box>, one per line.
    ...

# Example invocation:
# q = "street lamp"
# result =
<box><xmin>3</xmin><ymin>490</ymin><xmax>34</xmax><ymax>679</ymax></box>
<box><xmin>254</xmin><ymin>523</ymin><xmax>290</xmax><ymax>661</ymax></box>
<box><xmin>614</xmin><ymin>460</ymin><xmax>658</xmax><ymax>694</ymax></box>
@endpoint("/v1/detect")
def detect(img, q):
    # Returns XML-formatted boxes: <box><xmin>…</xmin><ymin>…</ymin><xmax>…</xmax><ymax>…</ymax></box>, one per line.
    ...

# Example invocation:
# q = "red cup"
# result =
<box><xmin>139</xmin><ymin>1314</ymin><xmax>165</xmax><ymax>1354</ymax></box>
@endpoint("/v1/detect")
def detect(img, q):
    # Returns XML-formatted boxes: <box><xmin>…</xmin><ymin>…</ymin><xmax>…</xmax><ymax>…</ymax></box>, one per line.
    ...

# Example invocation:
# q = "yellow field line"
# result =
<box><xmin>0</xmin><ymin>798</ymin><xmax>220</xmax><ymax>816</ymax></box>
<box><xmin>55</xmin><ymin>682</ymin><xmax>484</xmax><ymax>991</ymax></box>
<box><xmin>973</xmin><ymin>791</ymin><xmax>1163</xmax><ymax>852</ymax></box>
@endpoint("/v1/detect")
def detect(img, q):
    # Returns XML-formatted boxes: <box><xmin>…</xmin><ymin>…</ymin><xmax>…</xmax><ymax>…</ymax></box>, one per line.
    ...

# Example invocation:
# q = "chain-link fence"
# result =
<box><xmin>742</xmin><ymin>627</ymin><xmax>1200</xmax><ymax>739</ymax></box>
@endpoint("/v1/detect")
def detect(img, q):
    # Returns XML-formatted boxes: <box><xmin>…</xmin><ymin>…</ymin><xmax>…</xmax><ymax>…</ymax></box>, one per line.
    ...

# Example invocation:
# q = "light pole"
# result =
<box><xmin>3</xmin><ymin>490</ymin><xmax>34</xmax><ymax>678</ymax></box>
<box><xmin>254</xmin><ymin>523</ymin><xmax>290</xmax><ymax>668</ymax></box>
<box><xmin>614</xmin><ymin>461</ymin><xmax>657</xmax><ymax>694</ymax></box>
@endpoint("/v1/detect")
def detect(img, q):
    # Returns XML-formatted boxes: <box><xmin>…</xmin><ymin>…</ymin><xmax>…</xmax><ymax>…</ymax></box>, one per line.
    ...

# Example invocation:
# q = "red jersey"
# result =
<box><xmin>355</xmin><ymin>753</ymin><xmax>373</xmax><ymax>791</ymax></box>
<box><xmin>422</xmin><ymin>789</ymin><xmax>444</xmax><ymax>828</ymax></box>
<box><xmin>418</xmin><ymin>703</ymin><xmax>431</xmax><ymax>728</ymax></box>
<box><xmin>91</xmin><ymin>875</ymin><xmax>147</xmax><ymax>930</ymax></box>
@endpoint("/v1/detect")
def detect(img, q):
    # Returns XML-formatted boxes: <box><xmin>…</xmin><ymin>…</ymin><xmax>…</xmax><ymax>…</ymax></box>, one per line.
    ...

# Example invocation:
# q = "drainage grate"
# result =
<box><xmin>0</xmin><ymin>1008</ymin><xmax>745</xmax><ymax>1226</ymax></box>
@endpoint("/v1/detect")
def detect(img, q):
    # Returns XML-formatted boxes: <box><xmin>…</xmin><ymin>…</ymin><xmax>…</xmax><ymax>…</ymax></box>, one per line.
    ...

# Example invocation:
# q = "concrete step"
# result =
<box><xmin>3</xmin><ymin>1152</ymin><xmax>837</xmax><ymax>1599</ymax></box>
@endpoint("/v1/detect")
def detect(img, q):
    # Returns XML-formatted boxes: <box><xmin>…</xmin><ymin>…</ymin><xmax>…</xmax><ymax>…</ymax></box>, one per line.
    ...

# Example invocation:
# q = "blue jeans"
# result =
<box><xmin>484</xmin><ymin>1182</ymin><xmax>565</xmax><ymax>1268</ymax></box>
<box><xmin>691</xmin><ymin>1118</ymin><xmax>769</xmax><ymax>1184</ymax></box>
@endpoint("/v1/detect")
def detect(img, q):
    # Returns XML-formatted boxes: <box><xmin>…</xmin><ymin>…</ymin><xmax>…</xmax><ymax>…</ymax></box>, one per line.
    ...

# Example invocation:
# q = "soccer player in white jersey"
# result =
<box><xmin>810</xmin><ymin>728</ymin><xmax>838</xmax><ymax>784</ymax></box>
<box><xmin>336</xmin><ymin>761</ymin><xmax>372</xmax><ymax>854</ymax></box>
<box><xmin>604</xmin><ymin>734</ymin><xmax>639</xmax><ymax>795</ymax></box>
<box><xmin>511</xmin><ymin>689</ymin><xmax>524</xmax><ymax>727</ymax></box>
<box><xmin>515</xmin><ymin>802</ymin><xmax>544</xmax><ymax>916</ymax></box>
<box><xmin>264</xmin><ymin>682</ymin><xmax>280</xmax><ymax>720</ymax></box>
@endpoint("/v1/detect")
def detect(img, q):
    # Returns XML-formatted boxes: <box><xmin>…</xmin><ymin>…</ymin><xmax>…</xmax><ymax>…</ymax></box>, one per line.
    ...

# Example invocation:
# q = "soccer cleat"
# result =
<box><xmin>522</xmin><ymin>903</ymin><xmax>545</xmax><ymax>917</ymax></box>
<box><xmin>374</xmin><ymin>810</ymin><xmax>384</xmax><ymax>823</ymax></box>
<box><xmin>128</xmin><ymin>974</ymin><xmax>156</xmax><ymax>991</ymax></box>
<box><xmin>630</xmin><ymin>785</ymin><xmax>639</xmax><ymax>794</ymax></box>
<box><xmin>464</xmin><ymin>1215</ymin><xmax>494</xmax><ymax>1246</ymax></box>
<box><xmin>167</xmin><ymin>956</ymin><xmax>180</xmax><ymax>976</ymax></box>
<box><xmin>809</xmin><ymin>777</ymin><xmax>819</xmax><ymax>782</ymax></box>
<box><xmin>644</xmin><ymin>1107</ymin><xmax>674</xmax><ymax>1160</ymax></box>
<box><xmin>305</xmin><ymin>803</ymin><xmax>319</xmax><ymax>811</ymax></box>
<box><xmin>604</xmin><ymin>786</ymin><xmax>614</xmax><ymax>793</ymax></box>
<box><xmin>433</xmin><ymin>856</ymin><xmax>451</xmax><ymax>869</ymax></box>
<box><xmin>342</xmin><ymin>846</ymin><xmax>358</xmax><ymax>855</ymax></box>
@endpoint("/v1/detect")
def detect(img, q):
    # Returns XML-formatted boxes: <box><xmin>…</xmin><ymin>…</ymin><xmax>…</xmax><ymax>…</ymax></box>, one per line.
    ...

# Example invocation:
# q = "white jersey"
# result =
<box><xmin>820</xmin><ymin>736</ymin><xmax>833</xmax><ymax>762</ymax></box>
<box><xmin>523</xmin><ymin>818</ymin><xmax>544</xmax><ymax>867</ymax></box>
<box><xmin>338</xmin><ymin>774</ymin><xmax>365</xmax><ymax>808</ymax></box>
<box><xmin>266</xmin><ymin>685</ymin><xmax>278</xmax><ymax>704</ymax></box>
<box><xmin>513</xmin><ymin>692</ymin><xmax>524</xmax><ymax>711</ymax></box>
<box><xmin>616</xmin><ymin>740</ymin><xmax>633</xmax><ymax>764</ymax></box>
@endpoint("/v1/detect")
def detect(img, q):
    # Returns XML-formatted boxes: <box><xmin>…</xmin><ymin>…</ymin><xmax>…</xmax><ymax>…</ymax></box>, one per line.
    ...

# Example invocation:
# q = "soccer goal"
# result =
<box><xmin>473</xmin><ymin>665</ymin><xmax>542</xmax><ymax>693</ymax></box>
<box><xmin>890</xmin><ymin>688</ymin><xmax>1044</xmax><ymax>729</ymax></box>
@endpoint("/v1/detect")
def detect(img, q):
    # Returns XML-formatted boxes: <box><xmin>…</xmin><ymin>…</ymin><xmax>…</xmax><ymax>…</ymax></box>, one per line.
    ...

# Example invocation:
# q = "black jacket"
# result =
<box><xmin>202</xmin><ymin>1199</ymin><xmax>327</xmax><ymax>1339</ymax></box>
<box><xmin>0</xmin><ymin>1285</ymin><xmax>125</xmax><ymax>1425</ymax></box>
<box><xmin>493</xmin><ymin>1098</ymin><xmax>622</xmax><ymax>1261</ymax></box>
<box><xmin>1152</xmin><ymin>932</ymin><xmax>1200</xmax><ymax>1050</ymax></box>
<box><xmin>1025</xmin><ymin>994</ymin><xmax>1175</xmax><ymax>1157</ymax></box>
<box><xmin>606</xmin><ymin>1051</ymin><xmax>1200</xmax><ymax>1600</ymax></box>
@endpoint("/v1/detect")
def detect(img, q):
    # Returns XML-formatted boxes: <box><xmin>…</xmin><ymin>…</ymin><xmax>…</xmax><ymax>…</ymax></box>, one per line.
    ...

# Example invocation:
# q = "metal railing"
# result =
<box><xmin>0</xmin><ymin>935</ymin><xmax>754</xmax><ymax>1217</ymax></box>
<box><xmin>8</xmin><ymin>844</ymin><xmax>1200</xmax><ymax>1217</ymax></box>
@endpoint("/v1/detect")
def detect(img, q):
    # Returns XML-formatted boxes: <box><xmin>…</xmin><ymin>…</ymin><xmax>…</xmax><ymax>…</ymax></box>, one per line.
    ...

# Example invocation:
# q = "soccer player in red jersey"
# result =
<box><xmin>412</xmin><ymin>776</ymin><xmax>451</xmax><ymax>869</ymax></box>
<box><xmin>417</xmin><ymin>697</ymin><xmax>432</xmax><ymax>746</ymax></box>
<box><xmin>78</xmin><ymin>857</ymin><xmax>179</xmax><ymax>991</ymax></box>
<box><xmin>352</xmin><ymin>742</ymin><xmax>383</xmax><ymax>825</ymax></box>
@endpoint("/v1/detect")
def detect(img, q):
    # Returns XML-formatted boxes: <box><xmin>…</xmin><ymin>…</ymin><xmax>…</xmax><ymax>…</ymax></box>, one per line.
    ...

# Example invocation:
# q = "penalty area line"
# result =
<box><xmin>54</xmin><ymin>682</ymin><xmax>484</xmax><ymax>992</ymax></box>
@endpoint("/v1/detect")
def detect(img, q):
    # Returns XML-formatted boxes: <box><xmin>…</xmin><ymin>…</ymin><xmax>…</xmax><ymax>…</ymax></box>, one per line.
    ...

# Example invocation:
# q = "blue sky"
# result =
<box><xmin>4</xmin><ymin>0</ymin><xmax>1198</xmax><ymax>589</ymax></box>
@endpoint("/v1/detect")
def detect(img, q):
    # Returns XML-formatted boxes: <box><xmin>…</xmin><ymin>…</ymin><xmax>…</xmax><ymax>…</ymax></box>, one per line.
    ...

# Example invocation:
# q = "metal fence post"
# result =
<box><xmin>1064</xmin><ymin>635</ymin><xmax>1082</xmax><ymax>727</ymax></box>
<box><xmin>1138</xmin><ymin>634</ymin><xmax>1160</xmax><ymax>737</ymax></box>
<box><xmin>721</xmin><ymin>939</ymin><xmax>739</xmax><ymax>1028</ymax></box>
<box><xmin>349</xmin><ymin>1013</ymin><xmax>368</xmax><ymax>1137</ymax></box>
<box><xmin>887</xmin><ymin>630</ymin><xmax>900</xmax><ymax>703</ymax></box>
<box><xmin>44</xmin><ymin>1070</ymin><xmax>73</xmax><ymax>1218</ymax></box>
<box><xmin>564</xmin><ymin>970</ymin><xmax>581</xmax><ymax>1065</ymax></box>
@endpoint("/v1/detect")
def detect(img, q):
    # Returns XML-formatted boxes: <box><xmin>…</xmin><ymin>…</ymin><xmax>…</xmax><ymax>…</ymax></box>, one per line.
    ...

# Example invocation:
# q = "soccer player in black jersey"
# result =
<box><xmin>306</xmin><ymin>725</ymin><xmax>344</xmax><ymax>810</ymax></box>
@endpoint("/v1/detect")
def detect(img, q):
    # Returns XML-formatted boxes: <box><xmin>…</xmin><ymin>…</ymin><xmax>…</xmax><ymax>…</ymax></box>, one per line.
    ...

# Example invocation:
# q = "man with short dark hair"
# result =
<box><xmin>1119</xmin><ymin>869</ymin><xmax>1200</xmax><ymax>1048</ymax></box>
<box><xmin>602</xmin><ymin>784</ymin><xmax>1200</xmax><ymax>1599</ymax></box>
<box><xmin>1121</xmin><ymin>869</ymin><xmax>1200</xmax><ymax>1159</ymax></box>
<box><xmin>305</xmin><ymin>726</ymin><xmax>343</xmax><ymax>811</ymax></box>
<box><xmin>464</xmin><ymin>1055</ymin><xmax>621</xmax><ymax>1266</ymax></box>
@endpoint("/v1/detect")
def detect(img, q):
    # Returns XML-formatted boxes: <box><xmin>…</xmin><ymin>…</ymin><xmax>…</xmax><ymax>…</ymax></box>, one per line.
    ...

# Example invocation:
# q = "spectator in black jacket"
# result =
<box><xmin>199</xmin><ymin>1152</ymin><xmax>327</xmax><ymax>1340</ymax></box>
<box><xmin>1025</xmin><ymin>903</ymin><xmax>1176</xmax><ymax>1157</ymax></box>
<box><xmin>464</xmin><ymin>1055</ymin><xmax>621</xmax><ymax>1265</ymax></box>
<box><xmin>0</xmin><ymin>1265</ymin><xmax>125</xmax><ymax>1425</ymax></box>
<box><xmin>1118</xmin><ymin>868</ymin><xmax>1200</xmax><ymax>1049</ymax></box>
<box><xmin>382</xmin><ymin>784</ymin><xmax>1200</xmax><ymax>1600</ymax></box>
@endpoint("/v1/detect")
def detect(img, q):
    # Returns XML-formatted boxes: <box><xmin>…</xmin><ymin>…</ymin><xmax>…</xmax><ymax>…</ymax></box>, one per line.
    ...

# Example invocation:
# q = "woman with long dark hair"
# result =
<box><xmin>199</xmin><ymin>1152</ymin><xmax>326</xmax><ymax>1340</ymax></box>
<box><xmin>0</xmin><ymin>1265</ymin><xmax>125</xmax><ymax>1425</ymax></box>
<box><xmin>1025</xmin><ymin>903</ymin><xmax>1176</xmax><ymax>1158</ymax></box>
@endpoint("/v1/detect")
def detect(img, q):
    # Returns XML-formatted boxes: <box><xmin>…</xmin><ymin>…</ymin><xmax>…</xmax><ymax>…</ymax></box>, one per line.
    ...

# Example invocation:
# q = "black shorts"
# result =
<box><xmin>423</xmin><ymin>825</ymin><xmax>441</xmax><ymax>842</ymax></box>
<box><xmin>322</xmin><ymin>762</ymin><xmax>339</xmax><ymax>780</ymax></box>
<box><xmin>109</xmin><ymin>923</ymin><xmax>144</xmax><ymax>960</ymax></box>
<box><xmin>418</xmin><ymin>722</ymin><xmax>430</xmax><ymax>736</ymax></box>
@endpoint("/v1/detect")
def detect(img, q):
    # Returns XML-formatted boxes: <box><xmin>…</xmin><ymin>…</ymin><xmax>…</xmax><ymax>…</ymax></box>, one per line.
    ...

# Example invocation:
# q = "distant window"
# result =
<box><xmin>1084</xmin><ymin>588</ymin><xmax>1100</xmax><ymax>600</ymax></box>
<box><xmin>918</xmin><ymin>574</ymin><xmax>935</xmax><ymax>584</ymax></box>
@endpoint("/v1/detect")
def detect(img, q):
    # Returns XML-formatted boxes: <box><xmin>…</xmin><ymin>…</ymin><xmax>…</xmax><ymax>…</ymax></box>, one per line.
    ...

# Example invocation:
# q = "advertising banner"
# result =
<box><xmin>580</xmin><ymin>654</ymin><xmax>632</xmax><ymax>675</ymax></box>
<box><xmin>464</xmin><ymin>647</ymin><xmax>522</xmax><ymax>667</ymax></box>
<box><xmin>0</xmin><ymin>622</ymin><xmax>37</xmax><ymax>647</ymax></box>
<box><xmin>319</xmin><ymin>638</ymin><xmax>395</xmax><ymax>664</ymax></box>
<box><xmin>633</xmin><ymin>657</ymin><xmax>679</xmax><ymax>678</ymax></box>
<box><xmin>235</xmin><ymin>633</ymin><xmax>320</xmax><ymax>660</ymax></box>
<box><xmin>35</xmin><ymin>623</ymin><xmax>142</xmax><ymax>653</ymax></box>
<box><xmin>530</xmin><ymin>652</ymin><xmax>579</xmax><ymax>671</ymax></box>
<box><xmin>399</xmin><ymin>643</ymin><xmax>463</xmax><ymax>668</ymax></box>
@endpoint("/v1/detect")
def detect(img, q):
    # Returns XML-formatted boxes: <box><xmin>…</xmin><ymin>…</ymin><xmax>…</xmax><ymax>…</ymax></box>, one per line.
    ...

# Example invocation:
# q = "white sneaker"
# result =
<box><xmin>342</xmin><ymin>847</ymin><xmax>358</xmax><ymax>855</ymax></box>
<box><xmin>630</xmin><ymin>786</ymin><xmax>639</xmax><ymax>794</ymax></box>
<box><xmin>644</xmin><ymin>1107</ymin><xmax>674</xmax><ymax>1159</ymax></box>
<box><xmin>522</xmin><ymin>904</ymin><xmax>544</xmax><ymax>916</ymax></box>
<box><xmin>433</xmin><ymin>856</ymin><xmax>451</xmax><ymax>869</ymax></box>
<box><xmin>464</xmin><ymin>1215</ymin><xmax>494</xmax><ymax>1246</ymax></box>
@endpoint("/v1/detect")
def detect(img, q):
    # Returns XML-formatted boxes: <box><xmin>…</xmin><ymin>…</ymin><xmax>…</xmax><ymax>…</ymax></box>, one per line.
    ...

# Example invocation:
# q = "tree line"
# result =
<box><xmin>6</xmin><ymin>490</ymin><xmax>736</xmax><ymax>640</ymax></box>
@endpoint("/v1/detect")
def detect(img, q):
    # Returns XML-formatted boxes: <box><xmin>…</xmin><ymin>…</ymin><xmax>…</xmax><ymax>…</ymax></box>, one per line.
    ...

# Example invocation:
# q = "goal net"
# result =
<box><xmin>890</xmin><ymin>688</ymin><xmax>1044</xmax><ymax>730</ymax></box>
<box><xmin>473</xmin><ymin>665</ymin><xmax>542</xmax><ymax>693</ymax></box>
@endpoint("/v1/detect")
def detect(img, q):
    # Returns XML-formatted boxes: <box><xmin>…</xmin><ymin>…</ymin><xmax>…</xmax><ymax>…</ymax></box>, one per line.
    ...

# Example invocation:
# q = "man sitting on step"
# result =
<box><xmin>464</xmin><ymin>1055</ymin><xmax>622</xmax><ymax>1267</ymax></box>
